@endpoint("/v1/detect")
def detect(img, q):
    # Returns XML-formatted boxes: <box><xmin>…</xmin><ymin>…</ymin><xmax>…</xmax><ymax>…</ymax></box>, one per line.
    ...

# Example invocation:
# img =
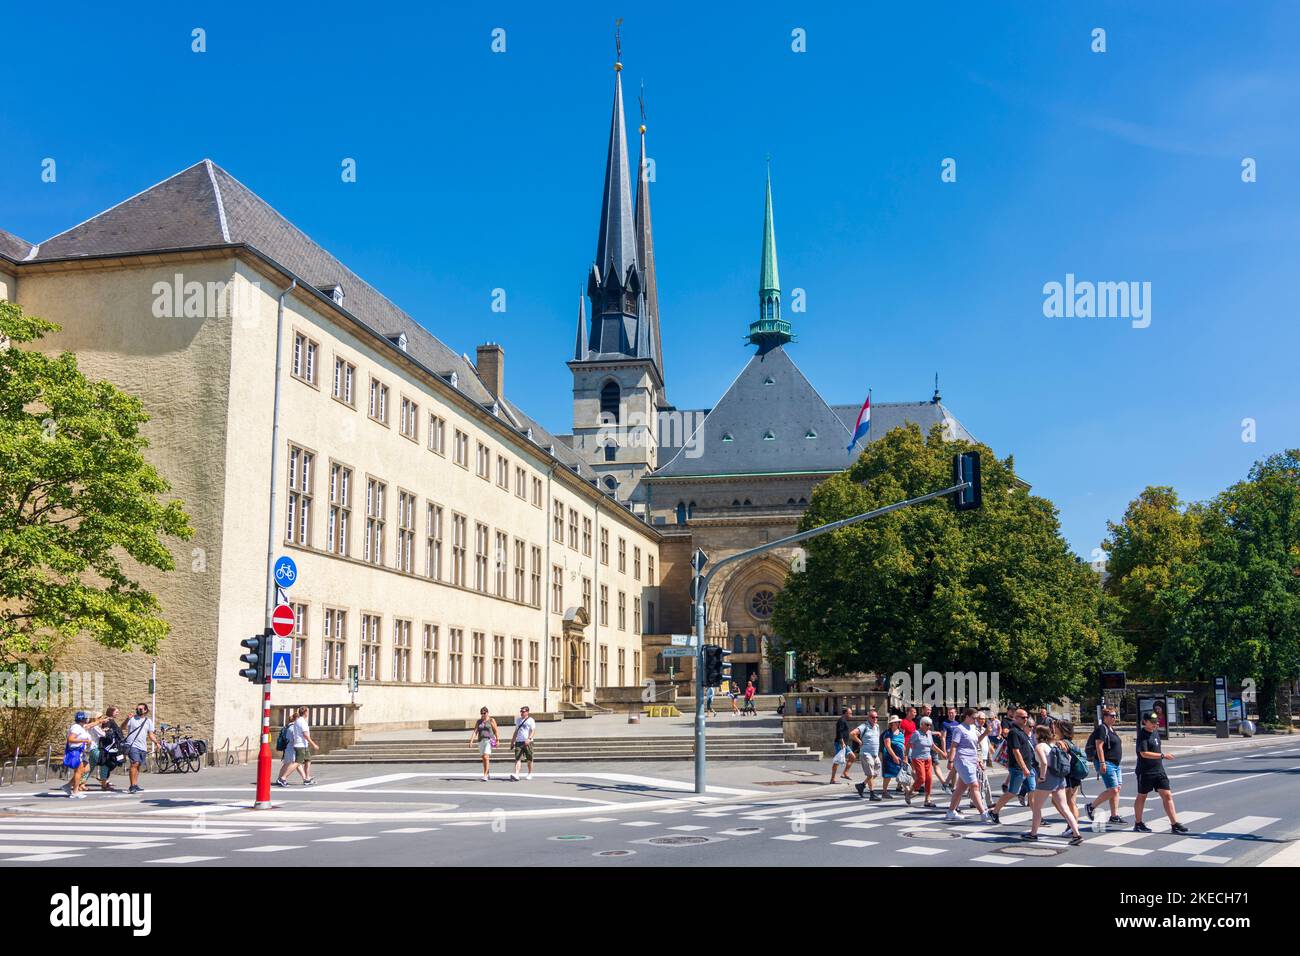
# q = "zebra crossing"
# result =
<box><xmin>622</xmin><ymin>792</ymin><xmax>1285</xmax><ymax>865</ymax></box>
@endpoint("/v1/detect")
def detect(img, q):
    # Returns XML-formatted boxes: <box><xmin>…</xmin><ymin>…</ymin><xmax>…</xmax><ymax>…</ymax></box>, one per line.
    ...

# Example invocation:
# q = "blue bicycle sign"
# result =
<box><xmin>273</xmin><ymin>555</ymin><xmax>298</xmax><ymax>588</ymax></box>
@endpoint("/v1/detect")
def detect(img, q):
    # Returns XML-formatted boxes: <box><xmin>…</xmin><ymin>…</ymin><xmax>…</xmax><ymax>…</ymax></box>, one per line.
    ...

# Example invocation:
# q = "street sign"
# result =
<box><xmin>1100</xmin><ymin>671</ymin><xmax>1126</xmax><ymax>691</ymax></box>
<box><xmin>273</xmin><ymin>555</ymin><xmax>298</xmax><ymax>589</ymax></box>
<box><xmin>662</xmin><ymin>646</ymin><xmax>695</xmax><ymax>658</ymax></box>
<box><xmin>669</xmin><ymin>634</ymin><xmax>698</xmax><ymax>647</ymax></box>
<box><xmin>271</xmin><ymin>635</ymin><xmax>292</xmax><ymax>681</ymax></box>
<box><xmin>271</xmin><ymin>603</ymin><xmax>296</xmax><ymax>637</ymax></box>
<box><xmin>348</xmin><ymin>665</ymin><xmax>359</xmax><ymax>695</ymax></box>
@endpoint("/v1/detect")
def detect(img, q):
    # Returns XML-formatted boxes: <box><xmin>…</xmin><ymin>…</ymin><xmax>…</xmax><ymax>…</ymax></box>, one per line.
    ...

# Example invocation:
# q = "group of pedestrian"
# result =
<box><xmin>830</xmin><ymin>704</ymin><xmax>1189</xmax><ymax>847</ymax></box>
<box><xmin>61</xmin><ymin>703</ymin><xmax>158</xmax><ymax>797</ymax></box>
<box><xmin>470</xmin><ymin>705</ymin><xmax>537</xmax><ymax>781</ymax></box>
<box><xmin>275</xmin><ymin>706</ymin><xmax>320</xmax><ymax>787</ymax></box>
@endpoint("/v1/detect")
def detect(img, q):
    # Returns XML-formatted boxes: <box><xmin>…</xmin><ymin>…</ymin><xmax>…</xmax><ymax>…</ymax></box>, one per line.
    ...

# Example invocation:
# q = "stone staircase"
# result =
<box><xmin>312</xmin><ymin>730</ymin><xmax>820</xmax><ymax>765</ymax></box>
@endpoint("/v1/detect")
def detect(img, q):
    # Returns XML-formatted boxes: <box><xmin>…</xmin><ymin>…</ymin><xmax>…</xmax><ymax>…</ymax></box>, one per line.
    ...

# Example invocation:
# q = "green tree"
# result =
<box><xmin>773</xmin><ymin>424</ymin><xmax>1129</xmax><ymax>706</ymax></box>
<box><xmin>1161</xmin><ymin>451</ymin><xmax>1300</xmax><ymax>723</ymax></box>
<box><xmin>0</xmin><ymin>300</ymin><xmax>193</xmax><ymax>666</ymax></box>
<box><xmin>1100</xmin><ymin>487</ymin><xmax>1203</xmax><ymax>676</ymax></box>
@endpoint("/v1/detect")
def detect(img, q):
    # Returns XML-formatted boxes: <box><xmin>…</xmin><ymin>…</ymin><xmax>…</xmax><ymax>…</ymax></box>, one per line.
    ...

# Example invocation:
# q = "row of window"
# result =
<box><xmin>288</xmin><ymin>604</ymin><xmax>641</xmax><ymax>689</ymax></box>
<box><xmin>672</xmin><ymin>498</ymin><xmax>808</xmax><ymax>523</ymax></box>
<box><xmin>549</xmin><ymin>499</ymin><xmax>655</xmax><ymax>584</ymax></box>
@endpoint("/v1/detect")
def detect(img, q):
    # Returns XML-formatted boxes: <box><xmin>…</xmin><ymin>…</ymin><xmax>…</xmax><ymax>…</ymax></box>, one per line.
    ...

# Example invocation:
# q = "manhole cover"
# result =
<box><xmin>901</xmin><ymin>829</ymin><xmax>964</xmax><ymax>841</ymax></box>
<box><xmin>997</xmin><ymin>844</ymin><xmax>1063</xmax><ymax>857</ymax></box>
<box><xmin>593</xmin><ymin>849</ymin><xmax>636</xmax><ymax>858</ymax></box>
<box><xmin>648</xmin><ymin>835</ymin><xmax>712</xmax><ymax>846</ymax></box>
<box><xmin>548</xmin><ymin>834</ymin><xmax>593</xmax><ymax>842</ymax></box>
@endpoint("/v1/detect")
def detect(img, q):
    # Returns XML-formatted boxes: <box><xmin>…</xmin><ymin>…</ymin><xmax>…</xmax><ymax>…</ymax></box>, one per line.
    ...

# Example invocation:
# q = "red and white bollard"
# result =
<box><xmin>254</xmin><ymin>686</ymin><xmax>273</xmax><ymax>808</ymax></box>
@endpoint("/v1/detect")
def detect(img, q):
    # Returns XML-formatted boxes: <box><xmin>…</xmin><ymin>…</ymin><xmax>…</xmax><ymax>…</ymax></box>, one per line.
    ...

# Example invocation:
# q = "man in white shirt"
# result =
<box><xmin>292</xmin><ymin>707</ymin><xmax>318</xmax><ymax>786</ymax></box>
<box><xmin>510</xmin><ymin>706</ymin><xmax>537</xmax><ymax>781</ymax></box>
<box><xmin>123</xmin><ymin>703</ymin><xmax>159</xmax><ymax>794</ymax></box>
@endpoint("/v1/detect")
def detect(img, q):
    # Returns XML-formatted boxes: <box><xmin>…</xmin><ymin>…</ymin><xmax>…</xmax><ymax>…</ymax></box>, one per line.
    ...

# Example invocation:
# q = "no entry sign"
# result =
<box><xmin>271</xmin><ymin>603</ymin><xmax>296</xmax><ymax>637</ymax></box>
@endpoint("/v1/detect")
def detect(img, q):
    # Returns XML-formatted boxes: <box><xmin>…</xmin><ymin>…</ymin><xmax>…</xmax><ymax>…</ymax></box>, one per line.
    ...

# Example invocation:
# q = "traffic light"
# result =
<box><xmin>702</xmin><ymin>645</ymin><xmax>733</xmax><ymax>687</ymax></box>
<box><xmin>952</xmin><ymin>451</ymin><xmax>982</xmax><ymax>512</ymax></box>
<box><xmin>239</xmin><ymin>629</ymin><xmax>271</xmax><ymax>684</ymax></box>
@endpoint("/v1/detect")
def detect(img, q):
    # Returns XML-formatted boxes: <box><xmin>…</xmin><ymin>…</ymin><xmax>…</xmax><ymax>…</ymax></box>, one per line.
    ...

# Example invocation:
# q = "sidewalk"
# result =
<box><xmin>367</xmin><ymin>711</ymin><xmax>783</xmax><ymax>742</ymax></box>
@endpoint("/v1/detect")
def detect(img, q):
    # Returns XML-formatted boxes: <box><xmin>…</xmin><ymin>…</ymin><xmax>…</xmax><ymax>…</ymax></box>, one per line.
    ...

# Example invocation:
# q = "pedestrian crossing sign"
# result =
<box><xmin>271</xmin><ymin>651</ymin><xmax>292</xmax><ymax>680</ymax></box>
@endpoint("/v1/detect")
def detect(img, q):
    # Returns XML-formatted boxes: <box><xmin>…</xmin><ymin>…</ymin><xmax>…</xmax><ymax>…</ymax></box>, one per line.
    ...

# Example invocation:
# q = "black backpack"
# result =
<box><xmin>276</xmin><ymin>723</ymin><xmax>291</xmax><ymax>753</ymax></box>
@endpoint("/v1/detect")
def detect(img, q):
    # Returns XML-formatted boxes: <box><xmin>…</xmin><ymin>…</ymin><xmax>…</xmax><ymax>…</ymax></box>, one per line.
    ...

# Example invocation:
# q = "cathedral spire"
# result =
<box><xmin>635</xmin><ymin>82</ymin><xmax>665</xmax><ymax>386</ymax></box>
<box><xmin>574</xmin><ymin>289</ymin><xmax>587</xmax><ymax>361</ymax></box>
<box><xmin>587</xmin><ymin>22</ymin><xmax>640</xmax><ymax>351</ymax></box>
<box><xmin>748</xmin><ymin>162</ymin><xmax>793</xmax><ymax>353</ymax></box>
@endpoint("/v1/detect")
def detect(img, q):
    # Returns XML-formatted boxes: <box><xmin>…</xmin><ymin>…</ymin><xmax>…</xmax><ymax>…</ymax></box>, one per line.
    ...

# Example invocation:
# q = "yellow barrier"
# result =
<box><xmin>645</xmin><ymin>705</ymin><xmax>682</xmax><ymax>718</ymax></box>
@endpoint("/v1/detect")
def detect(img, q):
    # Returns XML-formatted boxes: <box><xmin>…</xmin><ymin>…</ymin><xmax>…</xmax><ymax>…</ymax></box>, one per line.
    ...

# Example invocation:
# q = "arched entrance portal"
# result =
<box><xmin>561</xmin><ymin>606</ymin><xmax>590</xmax><ymax>708</ymax></box>
<box><xmin>712</xmin><ymin>555</ymin><xmax>789</xmax><ymax>696</ymax></box>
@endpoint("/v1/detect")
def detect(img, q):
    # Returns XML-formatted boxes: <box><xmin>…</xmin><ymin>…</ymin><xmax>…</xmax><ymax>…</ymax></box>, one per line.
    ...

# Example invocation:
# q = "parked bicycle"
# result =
<box><xmin>155</xmin><ymin>723</ymin><xmax>208</xmax><ymax>773</ymax></box>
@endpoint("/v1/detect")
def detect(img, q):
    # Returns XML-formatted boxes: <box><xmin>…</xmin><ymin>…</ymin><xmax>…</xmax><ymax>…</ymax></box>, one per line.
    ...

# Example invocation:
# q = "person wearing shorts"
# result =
<box><xmin>989</xmin><ymin>709</ymin><xmax>1035</xmax><ymax>824</ymax></box>
<box><xmin>469</xmin><ymin>707</ymin><xmax>499</xmax><ymax>781</ymax></box>
<box><xmin>829</xmin><ymin>707</ymin><xmax>854</xmax><ymax>784</ymax></box>
<box><xmin>122</xmin><ymin>703</ymin><xmax>158</xmax><ymax>795</ymax></box>
<box><xmin>852</xmin><ymin>710</ymin><xmax>883</xmax><ymax>800</ymax></box>
<box><xmin>945</xmin><ymin>708</ymin><xmax>991</xmax><ymax>822</ymax></box>
<box><xmin>1025</xmin><ymin>724</ymin><xmax>1082</xmax><ymax>845</ymax></box>
<box><xmin>510</xmin><ymin>706</ymin><xmax>536</xmax><ymax>781</ymax></box>
<box><xmin>1133</xmin><ymin>713</ymin><xmax>1189</xmax><ymax>834</ymax></box>
<box><xmin>1086</xmin><ymin>707</ymin><xmax>1126</xmax><ymax>826</ymax></box>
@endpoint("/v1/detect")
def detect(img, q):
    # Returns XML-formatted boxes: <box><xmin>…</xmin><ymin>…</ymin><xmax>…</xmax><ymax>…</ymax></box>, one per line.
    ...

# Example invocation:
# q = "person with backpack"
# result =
<box><xmin>275</xmin><ymin>713</ymin><xmax>298</xmax><ymax>786</ymax></box>
<box><xmin>470</xmin><ymin>707</ymin><xmax>499</xmax><ymax>781</ymax></box>
<box><xmin>92</xmin><ymin>707</ymin><xmax>127</xmax><ymax>792</ymax></box>
<box><xmin>122</xmin><ymin>702</ymin><xmax>158</xmax><ymax>794</ymax></box>
<box><xmin>989</xmin><ymin>709</ymin><xmax>1036</xmax><ymax>823</ymax></box>
<box><xmin>60</xmin><ymin>712</ymin><xmax>94</xmax><ymax>798</ymax></box>
<box><xmin>290</xmin><ymin>707</ymin><xmax>318</xmax><ymax>785</ymax></box>
<box><xmin>1024</xmin><ymin>724</ymin><xmax>1083</xmax><ymax>845</ymax></box>
<box><xmin>1055</xmin><ymin>720</ymin><xmax>1088</xmax><ymax>830</ymax></box>
<box><xmin>1084</xmin><ymin>707</ymin><xmax>1126</xmax><ymax>827</ymax></box>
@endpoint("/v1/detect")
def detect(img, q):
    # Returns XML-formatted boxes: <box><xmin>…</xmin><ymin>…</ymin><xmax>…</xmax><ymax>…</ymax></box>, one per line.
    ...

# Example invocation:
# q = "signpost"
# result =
<box><xmin>271</xmin><ymin>603</ymin><xmax>296</xmax><ymax>637</ymax></box>
<box><xmin>1213</xmin><ymin>675</ymin><xmax>1229</xmax><ymax>739</ymax></box>
<box><xmin>669</xmin><ymin>634</ymin><xmax>698</xmax><ymax>647</ymax></box>
<box><xmin>662</xmin><ymin>646</ymin><xmax>695</xmax><ymax>658</ymax></box>
<box><xmin>273</xmin><ymin>555</ymin><xmax>298</xmax><ymax>590</ymax></box>
<box><xmin>271</xmin><ymin>636</ymin><xmax>293</xmax><ymax>681</ymax></box>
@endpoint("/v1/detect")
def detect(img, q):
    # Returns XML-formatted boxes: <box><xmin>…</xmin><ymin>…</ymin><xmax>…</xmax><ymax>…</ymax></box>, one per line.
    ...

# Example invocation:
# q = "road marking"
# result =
<box><xmin>235</xmin><ymin>845</ymin><xmax>305</xmax><ymax>852</ymax></box>
<box><xmin>668</xmin><ymin>825</ymin><xmax>708</xmax><ymax>832</ymax></box>
<box><xmin>1260</xmin><ymin>841</ymin><xmax>1300</xmax><ymax>867</ymax></box>
<box><xmin>771</xmin><ymin>834</ymin><xmax>816</xmax><ymax>842</ymax></box>
<box><xmin>1188</xmin><ymin>854</ymin><xmax>1231</xmax><ymax>864</ymax></box>
<box><xmin>832</xmin><ymin>839</ymin><xmax>878</xmax><ymax>848</ymax></box>
<box><xmin>0</xmin><ymin>842</ymin><xmax>90</xmax><ymax>853</ymax></box>
<box><xmin>579</xmin><ymin>817</ymin><xmax>619</xmax><ymax>823</ymax></box>
<box><xmin>717</xmin><ymin>828</ymin><xmax>764</xmax><ymax>836</ymax></box>
<box><xmin>897</xmin><ymin>846</ymin><xmax>947</xmax><ymax>856</ymax></box>
<box><xmin>146</xmin><ymin>856</ymin><xmax>222</xmax><ymax>864</ymax></box>
<box><xmin>313</xmin><ymin>836</ymin><xmax>375</xmax><ymax>842</ymax></box>
<box><xmin>1107</xmin><ymin>846</ymin><xmax>1153</xmax><ymax>856</ymax></box>
<box><xmin>620</xmin><ymin>821</ymin><xmax>659</xmax><ymax>827</ymax></box>
<box><xmin>970</xmin><ymin>854</ymin><xmax>1019</xmax><ymax>864</ymax></box>
<box><xmin>381</xmin><ymin>827</ymin><xmax>439</xmax><ymax>834</ymax></box>
<box><xmin>2</xmin><ymin>852</ymin><xmax>83</xmax><ymax>862</ymax></box>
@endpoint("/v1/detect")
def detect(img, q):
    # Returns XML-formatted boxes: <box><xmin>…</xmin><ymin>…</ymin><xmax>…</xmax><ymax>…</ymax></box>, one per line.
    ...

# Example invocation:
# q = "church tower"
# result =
<box><xmin>747</xmin><ymin>168</ymin><xmax>794</xmax><ymax>354</ymax></box>
<box><xmin>568</xmin><ymin>35</ymin><xmax>664</xmax><ymax>506</ymax></box>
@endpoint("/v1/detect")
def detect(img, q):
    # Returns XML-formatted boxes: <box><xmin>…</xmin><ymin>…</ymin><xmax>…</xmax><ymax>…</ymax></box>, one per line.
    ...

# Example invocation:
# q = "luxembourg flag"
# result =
<box><xmin>847</xmin><ymin>391</ymin><xmax>871</xmax><ymax>452</ymax></box>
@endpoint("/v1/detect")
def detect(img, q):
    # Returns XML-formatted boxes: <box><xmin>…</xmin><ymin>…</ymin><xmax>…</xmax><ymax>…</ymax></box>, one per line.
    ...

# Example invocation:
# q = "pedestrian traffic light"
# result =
<box><xmin>239</xmin><ymin>630</ymin><xmax>271</xmax><ymax>684</ymax></box>
<box><xmin>952</xmin><ymin>450</ymin><xmax>982</xmax><ymax>512</ymax></box>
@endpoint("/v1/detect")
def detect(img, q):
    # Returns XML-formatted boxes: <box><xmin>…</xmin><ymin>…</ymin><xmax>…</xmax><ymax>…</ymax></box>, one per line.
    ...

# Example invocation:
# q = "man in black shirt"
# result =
<box><xmin>1133</xmin><ymin>712</ymin><xmax>1189</xmax><ymax>834</ymax></box>
<box><xmin>1084</xmin><ymin>707</ymin><xmax>1126</xmax><ymax>825</ymax></box>
<box><xmin>988</xmin><ymin>709</ymin><xmax>1036</xmax><ymax>823</ymax></box>
<box><xmin>830</xmin><ymin>707</ymin><xmax>854</xmax><ymax>784</ymax></box>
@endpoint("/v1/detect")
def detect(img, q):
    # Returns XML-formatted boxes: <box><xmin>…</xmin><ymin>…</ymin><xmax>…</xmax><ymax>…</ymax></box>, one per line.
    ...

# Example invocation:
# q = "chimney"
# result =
<box><xmin>476</xmin><ymin>342</ymin><xmax>504</xmax><ymax>397</ymax></box>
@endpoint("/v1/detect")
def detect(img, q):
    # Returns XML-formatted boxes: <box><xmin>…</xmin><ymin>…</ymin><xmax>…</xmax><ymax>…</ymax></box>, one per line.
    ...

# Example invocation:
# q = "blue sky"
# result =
<box><xmin>3</xmin><ymin>2</ymin><xmax>1298</xmax><ymax>556</ymax></box>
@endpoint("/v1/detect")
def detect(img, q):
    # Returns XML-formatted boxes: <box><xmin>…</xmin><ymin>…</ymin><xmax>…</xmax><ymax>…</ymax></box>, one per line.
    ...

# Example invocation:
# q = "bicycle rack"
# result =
<box><xmin>0</xmin><ymin>748</ymin><xmax>16</xmax><ymax>787</ymax></box>
<box><xmin>239</xmin><ymin>736</ymin><xmax>250</xmax><ymax>765</ymax></box>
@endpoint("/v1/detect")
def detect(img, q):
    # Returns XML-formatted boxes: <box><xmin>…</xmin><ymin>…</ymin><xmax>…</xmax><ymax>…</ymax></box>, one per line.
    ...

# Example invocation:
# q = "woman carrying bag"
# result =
<box><xmin>470</xmin><ymin>707</ymin><xmax>500</xmax><ymax>781</ymax></box>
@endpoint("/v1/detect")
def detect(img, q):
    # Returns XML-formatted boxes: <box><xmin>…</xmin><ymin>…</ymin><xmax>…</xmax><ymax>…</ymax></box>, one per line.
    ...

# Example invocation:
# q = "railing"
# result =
<box><xmin>272</xmin><ymin>703</ymin><xmax>356</xmax><ymax>729</ymax></box>
<box><xmin>782</xmin><ymin>692</ymin><xmax>889</xmax><ymax>717</ymax></box>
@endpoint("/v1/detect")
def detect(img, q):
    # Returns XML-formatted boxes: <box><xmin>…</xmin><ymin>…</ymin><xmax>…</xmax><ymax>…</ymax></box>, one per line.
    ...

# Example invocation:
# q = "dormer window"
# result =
<box><xmin>764</xmin><ymin>376</ymin><xmax>775</xmax><ymax>386</ymax></box>
<box><xmin>763</xmin><ymin>430</ymin><xmax>775</xmax><ymax>441</ymax></box>
<box><xmin>805</xmin><ymin>429</ymin><xmax>817</xmax><ymax>439</ymax></box>
<box><xmin>722</xmin><ymin>433</ymin><xmax>734</xmax><ymax>442</ymax></box>
<box><xmin>321</xmin><ymin>283</ymin><xmax>345</xmax><ymax>305</ymax></box>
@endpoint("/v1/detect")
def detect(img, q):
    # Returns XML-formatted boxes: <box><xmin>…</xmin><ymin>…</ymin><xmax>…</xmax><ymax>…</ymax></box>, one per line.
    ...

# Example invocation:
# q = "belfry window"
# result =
<box><xmin>600</xmin><ymin>381</ymin><xmax>620</xmax><ymax>423</ymax></box>
<box><xmin>675</xmin><ymin>502</ymin><xmax>687</xmax><ymax>524</ymax></box>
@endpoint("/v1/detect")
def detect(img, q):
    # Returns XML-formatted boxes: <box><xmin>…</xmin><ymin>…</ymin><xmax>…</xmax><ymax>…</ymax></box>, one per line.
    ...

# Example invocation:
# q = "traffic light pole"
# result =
<box><xmin>691</xmin><ymin>479</ymin><xmax>971</xmax><ymax>795</ymax></box>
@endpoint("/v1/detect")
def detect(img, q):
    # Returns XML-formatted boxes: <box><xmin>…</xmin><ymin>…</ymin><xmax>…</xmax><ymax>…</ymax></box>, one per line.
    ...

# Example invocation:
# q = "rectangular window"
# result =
<box><xmin>322</xmin><ymin>608</ymin><xmax>346</xmax><ymax>680</ymax></box>
<box><xmin>634</xmin><ymin>651</ymin><xmax>641</xmax><ymax>687</ymax></box>
<box><xmin>474</xmin><ymin>522</ymin><xmax>489</xmax><ymax>592</ymax></box>
<box><xmin>618</xmin><ymin>591</ymin><xmax>626</xmax><ymax>631</ymax></box>
<box><xmin>327</xmin><ymin>462</ymin><xmax>351</xmax><ymax>556</ymax></box>
<box><xmin>515</xmin><ymin>466</ymin><xmax>527</xmax><ymax>499</ymax></box>
<box><xmin>292</xmin><ymin>332</ymin><xmax>318</xmax><ymax>385</ymax></box>
<box><xmin>392</xmin><ymin>618</ymin><xmax>412</xmax><ymax>683</ymax></box>
<box><xmin>368</xmin><ymin>377</ymin><xmax>389</xmax><ymax>425</ymax></box>
<box><xmin>496</xmin><ymin>454</ymin><xmax>509</xmax><ymax>490</ymax></box>
<box><xmin>495</xmin><ymin>530</ymin><xmax>508</xmax><ymax>597</ymax></box>
<box><xmin>529</xmin><ymin>641</ymin><xmax>539</xmax><ymax>688</ymax></box>
<box><xmin>396</xmin><ymin>490</ymin><xmax>415</xmax><ymax>573</ymax></box>
<box><xmin>582</xmin><ymin>641</ymin><xmax>590</xmax><ymax>689</ymax></box>
<box><xmin>513</xmin><ymin>539</ymin><xmax>525</xmax><ymax>603</ymax></box>
<box><xmin>648</xmin><ymin>555</ymin><xmax>656</xmax><ymax>586</ymax></box>
<box><xmin>360</xmin><ymin>613</ymin><xmax>381</xmax><ymax>682</ymax></box>
<box><xmin>452</xmin><ymin>514</ymin><xmax>468</xmax><ymax>586</ymax></box>
<box><xmin>531</xmin><ymin>476</ymin><xmax>542</xmax><ymax>508</ymax></box>
<box><xmin>332</xmin><ymin>356</ymin><xmax>355</xmax><ymax>406</ymax></box>
<box><xmin>600</xmin><ymin>528</ymin><xmax>609</xmax><ymax>565</ymax></box>
<box><xmin>646</xmin><ymin>600</ymin><xmax>655</xmax><ymax>634</ymax></box>
<box><xmin>364</xmin><ymin>478</ymin><xmax>386</xmax><ymax>566</ymax></box>
<box><xmin>551</xmin><ymin>565</ymin><xmax>563</xmax><ymax>613</ymax></box>
<box><xmin>286</xmin><ymin>445</ymin><xmax>313</xmax><ymax>547</ymax></box>
<box><xmin>453</xmin><ymin>430</ymin><xmax>469</xmax><ymax>468</ymax></box>
<box><xmin>422</xmin><ymin>624</ymin><xmax>439</xmax><ymax>684</ymax></box>
<box><xmin>399</xmin><ymin>396</ymin><xmax>419</xmax><ymax>441</ymax></box>
<box><xmin>634</xmin><ymin>546</ymin><xmax>641</xmax><ymax>581</ymax></box>
<box><xmin>425</xmin><ymin>503</ymin><xmax>443</xmax><ymax>580</ymax></box>
<box><xmin>599</xmin><ymin>644</ymin><xmax>608</xmax><ymax>688</ymax></box>
<box><xmin>582</xmin><ymin>576</ymin><xmax>592</xmax><ymax>615</ymax></box>
<box><xmin>476</xmin><ymin>442</ymin><xmax>490</xmax><ymax>480</ymax></box>
<box><xmin>291</xmin><ymin>603</ymin><xmax>308</xmax><ymax>679</ymax></box>
<box><xmin>428</xmin><ymin>414</ymin><xmax>446</xmax><ymax>455</ymax></box>
<box><xmin>552</xmin><ymin>499</ymin><xmax>564</xmax><ymax>543</ymax></box>
<box><xmin>599</xmin><ymin>585</ymin><xmax>609</xmax><ymax>627</ymax></box>
<box><xmin>618</xmin><ymin>648</ymin><xmax>626</xmax><ymax>685</ymax></box>
<box><xmin>530</xmin><ymin>546</ymin><xmax>542</xmax><ymax>608</ymax></box>
<box><xmin>634</xmin><ymin>596</ymin><xmax>641</xmax><ymax>635</ymax></box>
<box><xmin>448</xmin><ymin>628</ymin><xmax>464</xmax><ymax>684</ymax></box>
<box><xmin>550</xmin><ymin>641</ymin><xmax>561</xmax><ymax>692</ymax></box>
<box><xmin>471</xmin><ymin>631</ymin><xmax>486</xmax><ymax>685</ymax></box>
<box><xmin>618</xmin><ymin>537</ymin><xmax>626</xmax><ymax>573</ymax></box>
<box><xmin>582</xmin><ymin>517</ymin><xmax>592</xmax><ymax>556</ymax></box>
<box><xmin>511</xmin><ymin>637</ymin><xmax>523</xmax><ymax>687</ymax></box>
<box><xmin>492</xmin><ymin>634</ymin><xmax>506</xmax><ymax>686</ymax></box>
<box><xmin>568</xmin><ymin>508</ymin><xmax>579</xmax><ymax>550</ymax></box>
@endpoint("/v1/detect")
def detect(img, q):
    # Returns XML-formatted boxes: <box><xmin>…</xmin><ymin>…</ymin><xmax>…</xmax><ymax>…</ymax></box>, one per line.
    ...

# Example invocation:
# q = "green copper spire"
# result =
<box><xmin>748</xmin><ymin>164</ymin><xmax>793</xmax><ymax>353</ymax></box>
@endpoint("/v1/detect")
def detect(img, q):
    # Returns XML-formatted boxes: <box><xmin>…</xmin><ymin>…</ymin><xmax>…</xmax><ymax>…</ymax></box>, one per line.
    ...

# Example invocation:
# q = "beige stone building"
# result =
<box><xmin>0</xmin><ymin>160</ymin><xmax>660</xmax><ymax>745</ymax></box>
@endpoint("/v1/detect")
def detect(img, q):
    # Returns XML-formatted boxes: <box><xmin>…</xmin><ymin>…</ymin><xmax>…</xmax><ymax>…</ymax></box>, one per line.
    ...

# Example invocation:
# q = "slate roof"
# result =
<box><xmin>653</xmin><ymin>345</ymin><xmax>974</xmax><ymax>479</ymax></box>
<box><xmin>0</xmin><ymin>228</ymin><xmax>33</xmax><ymax>263</ymax></box>
<box><xmin>11</xmin><ymin>160</ymin><xmax>606</xmax><ymax>486</ymax></box>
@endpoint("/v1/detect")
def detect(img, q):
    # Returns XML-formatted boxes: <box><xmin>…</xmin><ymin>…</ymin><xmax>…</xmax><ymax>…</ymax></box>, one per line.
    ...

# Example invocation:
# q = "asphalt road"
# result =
<box><xmin>1</xmin><ymin>735</ymin><xmax>1296</xmax><ymax>867</ymax></box>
